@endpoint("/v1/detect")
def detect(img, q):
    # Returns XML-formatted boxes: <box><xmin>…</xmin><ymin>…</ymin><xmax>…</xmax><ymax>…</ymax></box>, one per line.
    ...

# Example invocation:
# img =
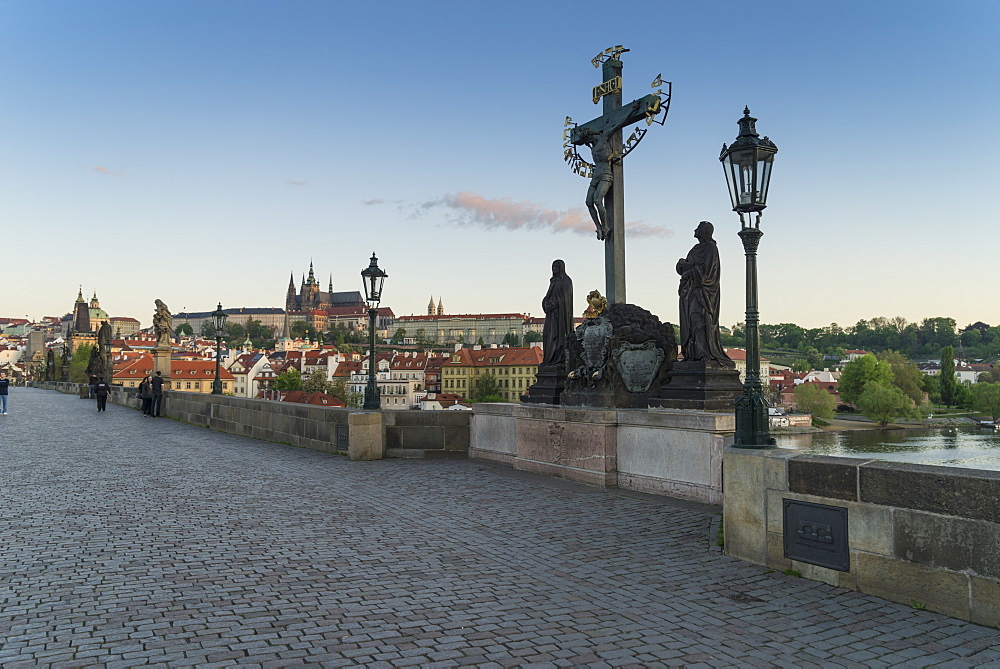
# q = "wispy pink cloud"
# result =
<box><xmin>286</xmin><ymin>180</ymin><xmax>307</xmax><ymax>187</ymax></box>
<box><xmin>93</xmin><ymin>166</ymin><xmax>125</xmax><ymax>177</ymax></box>
<box><xmin>418</xmin><ymin>192</ymin><xmax>673</xmax><ymax>238</ymax></box>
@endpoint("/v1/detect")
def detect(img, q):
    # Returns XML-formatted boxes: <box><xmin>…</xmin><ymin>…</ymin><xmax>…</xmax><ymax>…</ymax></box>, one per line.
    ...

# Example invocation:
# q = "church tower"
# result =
<box><xmin>285</xmin><ymin>272</ymin><xmax>298</xmax><ymax>312</ymax></box>
<box><xmin>72</xmin><ymin>287</ymin><xmax>91</xmax><ymax>333</ymax></box>
<box><xmin>427</xmin><ymin>295</ymin><xmax>435</xmax><ymax>316</ymax></box>
<box><xmin>302</xmin><ymin>261</ymin><xmax>320</xmax><ymax>309</ymax></box>
<box><xmin>437</xmin><ymin>298</ymin><xmax>444</xmax><ymax>316</ymax></box>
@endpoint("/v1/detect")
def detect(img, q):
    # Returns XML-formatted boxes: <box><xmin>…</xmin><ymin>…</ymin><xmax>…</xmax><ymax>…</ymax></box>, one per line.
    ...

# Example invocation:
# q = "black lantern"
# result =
<box><xmin>361</xmin><ymin>253</ymin><xmax>388</xmax><ymax>410</ymax></box>
<box><xmin>101</xmin><ymin>337</ymin><xmax>113</xmax><ymax>386</ymax></box>
<box><xmin>361</xmin><ymin>252</ymin><xmax>388</xmax><ymax>307</ymax></box>
<box><xmin>720</xmin><ymin>107</ymin><xmax>777</xmax><ymax>218</ymax></box>
<box><xmin>721</xmin><ymin>107</ymin><xmax>777</xmax><ymax>448</ymax></box>
<box><xmin>213</xmin><ymin>302</ymin><xmax>228</xmax><ymax>339</ymax></box>
<box><xmin>212</xmin><ymin>302</ymin><xmax>227</xmax><ymax>394</ymax></box>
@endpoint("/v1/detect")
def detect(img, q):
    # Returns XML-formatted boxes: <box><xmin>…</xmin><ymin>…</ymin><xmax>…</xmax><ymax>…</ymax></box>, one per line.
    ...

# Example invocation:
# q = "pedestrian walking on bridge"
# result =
<box><xmin>0</xmin><ymin>371</ymin><xmax>9</xmax><ymax>414</ymax></box>
<box><xmin>94</xmin><ymin>376</ymin><xmax>111</xmax><ymax>412</ymax></box>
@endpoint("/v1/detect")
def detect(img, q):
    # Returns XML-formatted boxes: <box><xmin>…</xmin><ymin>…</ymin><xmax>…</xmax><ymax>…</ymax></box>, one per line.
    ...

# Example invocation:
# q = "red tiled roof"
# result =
<box><xmin>397</xmin><ymin>313</ymin><xmax>528</xmax><ymax>322</ymax></box>
<box><xmin>448</xmin><ymin>347</ymin><xmax>544</xmax><ymax>367</ymax></box>
<box><xmin>279</xmin><ymin>391</ymin><xmax>346</xmax><ymax>407</ymax></box>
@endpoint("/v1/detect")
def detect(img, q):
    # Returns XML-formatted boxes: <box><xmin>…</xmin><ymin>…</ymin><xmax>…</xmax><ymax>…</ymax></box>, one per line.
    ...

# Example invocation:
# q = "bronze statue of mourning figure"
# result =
<box><xmin>651</xmin><ymin>221</ymin><xmax>744</xmax><ymax>411</ymax></box>
<box><xmin>522</xmin><ymin>260</ymin><xmax>574</xmax><ymax>405</ymax></box>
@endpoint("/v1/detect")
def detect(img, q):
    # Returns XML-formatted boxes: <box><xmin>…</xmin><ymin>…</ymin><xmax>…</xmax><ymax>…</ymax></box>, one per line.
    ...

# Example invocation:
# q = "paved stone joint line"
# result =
<box><xmin>0</xmin><ymin>388</ymin><xmax>998</xmax><ymax>667</ymax></box>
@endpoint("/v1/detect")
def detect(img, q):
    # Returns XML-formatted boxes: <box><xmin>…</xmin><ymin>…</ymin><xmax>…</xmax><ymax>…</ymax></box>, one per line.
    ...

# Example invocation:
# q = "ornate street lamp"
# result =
<box><xmin>101</xmin><ymin>337</ymin><xmax>113</xmax><ymax>387</ymax></box>
<box><xmin>361</xmin><ymin>252</ymin><xmax>388</xmax><ymax>410</ymax></box>
<box><xmin>720</xmin><ymin>107</ymin><xmax>777</xmax><ymax>447</ymax></box>
<box><xmin>212</xmin><ymin>302</ymin><xmax>227</xmax><ymax>394</ymax></box>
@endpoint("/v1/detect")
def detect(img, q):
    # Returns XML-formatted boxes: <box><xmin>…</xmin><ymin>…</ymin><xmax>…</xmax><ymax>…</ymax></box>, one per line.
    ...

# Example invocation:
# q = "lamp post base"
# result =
<box><xmin>734</xmin><ymin>387</ymin><xmax>775</xmax><ymax>448</ymax></box>
<box><xmin>363</xmin><ymin>386</ymin><xmax>380</xmax><ymax>411</ymax></box>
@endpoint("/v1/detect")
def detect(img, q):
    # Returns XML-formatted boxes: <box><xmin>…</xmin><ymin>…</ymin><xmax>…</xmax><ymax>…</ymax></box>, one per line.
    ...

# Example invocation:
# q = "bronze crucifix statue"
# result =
<box><xmin>565</xmin><ymin>47</ymin><xmax>669</xmax><ymax>304</ymax></box>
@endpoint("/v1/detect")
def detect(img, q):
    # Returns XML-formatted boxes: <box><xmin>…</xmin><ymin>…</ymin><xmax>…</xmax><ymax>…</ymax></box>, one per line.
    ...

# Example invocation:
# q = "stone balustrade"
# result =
<box><xmin>724</xmin><ymin>447</ymin><xmax>1000</xmax><ymax>628</ymax></box>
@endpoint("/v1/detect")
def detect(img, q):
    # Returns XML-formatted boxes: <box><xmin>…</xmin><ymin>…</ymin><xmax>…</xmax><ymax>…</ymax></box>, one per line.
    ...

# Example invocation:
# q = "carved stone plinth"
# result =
<box><xmin>650</xmin><ymin>360</ymin><xmax>744</xmax><ymax>411</ymax></box>
<box><xmin>153</xmin><ymin>345</ymin><xmax>172</xmax><ymax>390</ymax></box>
<box><xmin>521</xmin><ymin>366</ymin><xmax>567</xmax><ymax>405</ymax></box>
<box><xmin>560</xmin><ymin>302</ymin><xmax>676</xmax><ymax>410</ymax></box>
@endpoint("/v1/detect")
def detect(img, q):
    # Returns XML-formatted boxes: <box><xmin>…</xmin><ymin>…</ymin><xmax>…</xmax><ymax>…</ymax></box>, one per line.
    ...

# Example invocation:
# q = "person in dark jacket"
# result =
<box><xmin>150</xmin><ymin>371</ymin><xmax>165</xmax><ymax>417</ymax></box>
<box><xmin>138</xmin><ymin>375</ymin><xmax>153</xmax><ymax>416</ymax></box>
<box><xmin>0</xmin><ymin>371</ymin><xmax>9</xmax><ymax>414</ymax></box>
<box><xmin>94</xmin><ymin>376</ymin><xmax>111</xmax><ymax>412</ymax></box>
<box><xmin>88</xmin><ymin>373</ymin><xmax>98</xmax><ymax>399</ymax></box>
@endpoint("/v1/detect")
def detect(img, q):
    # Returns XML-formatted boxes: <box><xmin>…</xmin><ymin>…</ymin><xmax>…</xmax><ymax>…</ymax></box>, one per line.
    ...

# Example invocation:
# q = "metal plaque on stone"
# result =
<box><xmin>336</xmin><ymin>424</ymin><xmax>349</xmax><ymax>450</ymax></box>
<box><xmin>579</xmin><ymin>317</ymin><xmax>613</xmax><ymax>370</ymax></box>
<box><xmin>611</xmin><ymin>341</ymin><xmax>664</xmax><ymax>393</ymax></box>
<box><xmin>782</xmin><ymin>499</ymin><xmax>849</xmax><ymax>572</ymax></box>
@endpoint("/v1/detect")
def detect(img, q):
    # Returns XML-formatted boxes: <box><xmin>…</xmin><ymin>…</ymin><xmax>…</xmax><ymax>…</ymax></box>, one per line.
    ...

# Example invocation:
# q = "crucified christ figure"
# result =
<box><xmin>575</xmin><ymin>98</ymin><xmax>644</xmax><ymax>241</ymax></box>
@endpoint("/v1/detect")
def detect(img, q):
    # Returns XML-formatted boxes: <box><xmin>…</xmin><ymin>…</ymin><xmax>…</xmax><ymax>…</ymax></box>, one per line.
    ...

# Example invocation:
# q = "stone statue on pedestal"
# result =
<box><xmin>541</xmin><ymin>260</ymin><xmax>573</xmax><ymax>370</ymax></box>
<box><xmin>652</xmin><ymin>221</ymin><xmax>744</xmax><ymax>411</ymax></box>
<box><xmin>98</xmin><ymin>321</ymin><xmax>113</xmax><ymax>383</ymax></box>
<box><xmin>60</xmin><ymin>345</ymin><xmax>71</xmax><ymax>382</ymax></box>
<box><xmin>522</xmin><ymin>260</ymin><xmax>574</xmax><ymax>405</ymax></box>
<box><xmin>676</xmin><ymin>221</ymin><xmax>734</xmax><ymax>367</ymax></box>
<box><xmin>153</xmin><ymin>299</ymin><xmax>172</xmax><ymax>347</ymax></box>
<box><xmin>152</xmin><ymin>299</ymin><xmax>173</xmax><ymax>385</ymax></box>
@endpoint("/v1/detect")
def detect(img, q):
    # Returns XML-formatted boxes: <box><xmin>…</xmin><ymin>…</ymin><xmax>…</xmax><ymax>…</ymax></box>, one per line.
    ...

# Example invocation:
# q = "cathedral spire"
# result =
<box><xmin>307</xmin><ymin>260</ymin><xmax>316</xmax><ymax>284</ymax></box>
<box><xmin>437</xmin><ymin>298</ymin><xmax>444</xmax><ymax>316</ymax></box>
<box><xmin>328</xmin><ymin>274</ymin><xmax>333</xmax><ymax>295</ymax></box>
<box><xmin>288</xmin><ymin>272</ymin><xmax>295</xmax><ymax>290</ymax></box>
<box><xmin>428</xmin><ymin>295</ymin><xmax>435</xmax><ymax>316</ymax></box>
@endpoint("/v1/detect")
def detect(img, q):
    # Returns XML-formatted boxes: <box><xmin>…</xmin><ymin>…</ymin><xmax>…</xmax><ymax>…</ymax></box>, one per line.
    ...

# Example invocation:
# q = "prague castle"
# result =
<box><xmin>285</xmin><ymin>262</ymin><xmax>365</xmax><ymax>312</ymax></box>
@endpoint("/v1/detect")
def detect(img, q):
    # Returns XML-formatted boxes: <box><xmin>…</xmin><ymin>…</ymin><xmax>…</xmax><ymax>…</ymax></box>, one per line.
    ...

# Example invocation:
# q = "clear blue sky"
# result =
<box><xmin>3</xmin><ymin>1</ymin><xmax>998</xmax><ymax>331</ymax></box>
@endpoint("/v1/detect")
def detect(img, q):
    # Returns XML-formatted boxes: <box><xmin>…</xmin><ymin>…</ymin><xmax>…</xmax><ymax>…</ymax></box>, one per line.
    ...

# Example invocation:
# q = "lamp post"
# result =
<box><xmin>361</xmin><ymin>253</ymin><xmax>388</xmax><ymax>410</ymax></box>
<box><xmin>212</xmin><ymin>302</ymin><xmax>227</xmax><ymax>394</ymax></box>
<box><xmin>101</xmin><ymin>337</ymin><xmax>113</xmax><ymax>387</ymax></box>
<box><xmin>720</xmin><ymin>107</ymin><xmax>777</xmax><ymax>448</ymax></box>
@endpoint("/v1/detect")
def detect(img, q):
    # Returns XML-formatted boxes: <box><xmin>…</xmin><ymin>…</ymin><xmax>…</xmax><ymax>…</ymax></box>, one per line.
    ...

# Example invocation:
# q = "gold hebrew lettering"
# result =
<box><xmin>564</xmin><ymin>116</ymin><xmax>574</xmax><ymax>126</ymax></box>
<box><xmin>651</xmin><ymin>74</ymin><xmax>663</xmax><ymax>88</ymax></box>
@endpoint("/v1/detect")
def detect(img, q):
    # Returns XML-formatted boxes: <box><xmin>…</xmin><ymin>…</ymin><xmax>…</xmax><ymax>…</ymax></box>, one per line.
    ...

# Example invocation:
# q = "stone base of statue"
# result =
<box><xmin>521</xmin><ymin>366</ymin><xmax>567</xmax><ymax>405</ymax></box>
<box><xmin>153</xmin><ymin>344</ymin><xmax>172</xmax><ymax>389</ymax></box>
<box><xmin>470</xmin><ymin>402</ymin><xmax>733</xmax><ymax>505</ymax></box>
<box><xmin>650</xmin><ymin>360</ymin><xmax>744</xmax><ymax>411</ymax></box>
<box><xmin>560</xmin><ymin>303</ymin><xmax>676</xmax><ymax>410</ymax></box>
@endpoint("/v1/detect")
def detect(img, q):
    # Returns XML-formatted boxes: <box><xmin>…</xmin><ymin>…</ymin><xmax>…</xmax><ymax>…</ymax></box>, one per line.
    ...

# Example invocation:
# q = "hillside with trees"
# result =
<box><xmin>721</xmin><ymin>316</ymin><xmax>999</xmax><ymax>364</ymax></box>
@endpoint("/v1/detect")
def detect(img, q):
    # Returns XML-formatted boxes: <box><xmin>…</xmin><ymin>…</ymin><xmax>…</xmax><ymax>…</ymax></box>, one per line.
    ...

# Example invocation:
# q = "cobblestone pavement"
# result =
<box><xmin>1</xmin><ymin>388</ymin><xmax>998</xmax><ymax>668</ymax></box>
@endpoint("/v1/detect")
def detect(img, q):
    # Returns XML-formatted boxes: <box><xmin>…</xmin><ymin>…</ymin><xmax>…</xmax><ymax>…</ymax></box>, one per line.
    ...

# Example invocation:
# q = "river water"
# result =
<box><xmin>774</xmin><ymin>425</ymin><xmax>1000</xmax><ymax>471</ymax></box>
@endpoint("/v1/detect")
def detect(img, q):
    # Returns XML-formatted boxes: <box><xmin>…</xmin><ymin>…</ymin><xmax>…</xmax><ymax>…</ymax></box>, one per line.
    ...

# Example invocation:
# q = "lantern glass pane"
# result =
<box><xmin>757</xmin><ymin>151</ymin><xmax>774</xmax><ymax>206</ymax></box>
<box><xmin>722</xmin><ymin>153</ymin><xmax>738</xmax><ymax>209</ymax></box>
<box><xmin>729</xmin><ymin>147</ymin><xmax>756</xmax><ymax>207</ymax></box>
